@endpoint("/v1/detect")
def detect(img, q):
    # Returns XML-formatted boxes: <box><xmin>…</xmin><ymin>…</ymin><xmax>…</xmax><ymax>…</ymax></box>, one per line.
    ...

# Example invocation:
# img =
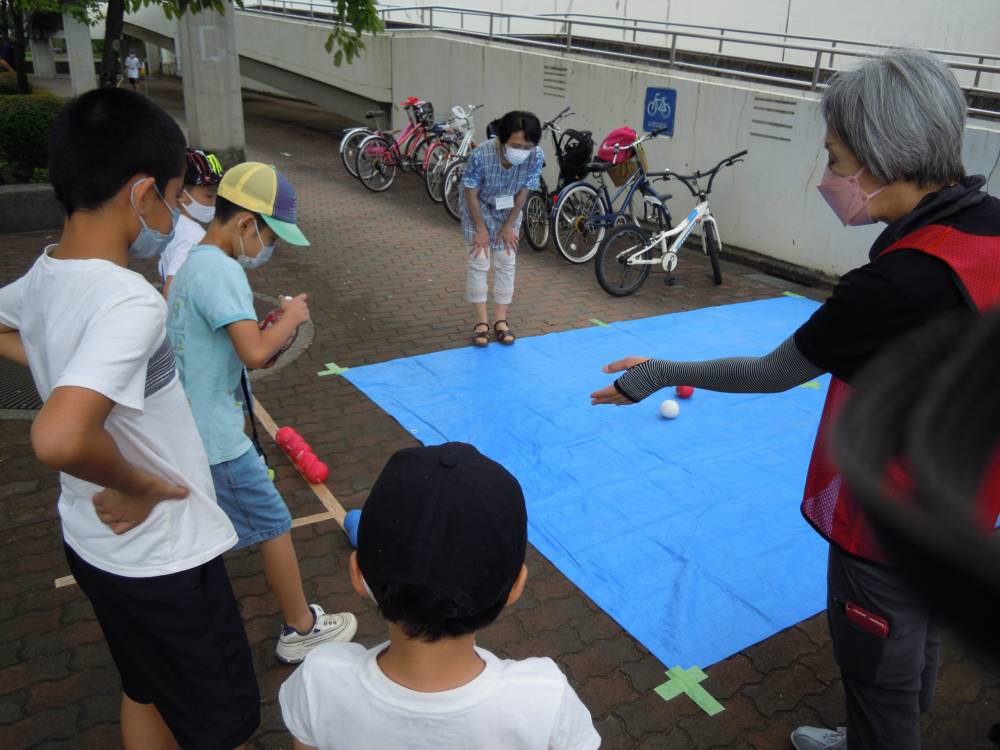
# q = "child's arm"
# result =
<box><xmin>227</xmin><ymin>293</ymin><xmax>309</xmax><ymax>370</ymax></box>
<box><xmin>33</xmin><ymin>386</ymin><xmax>188</xmax><ymax>532</ymax></box>
<box><xmin>0</xmin><ymin>327</ymin><xmax>27</xmax><ymax>366</ymax></box>
<box><xmin>161</xmin><ymin>275</ymin><xmax>174</xmax><ymax>300</ymax></box>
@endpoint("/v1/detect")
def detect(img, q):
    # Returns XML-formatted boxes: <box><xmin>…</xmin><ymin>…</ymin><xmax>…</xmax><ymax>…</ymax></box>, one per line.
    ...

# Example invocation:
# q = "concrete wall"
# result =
<box><xmin>391</xmin><ymin>33</ymin><xmax>1000</xmax><ymax>277</ymax></box>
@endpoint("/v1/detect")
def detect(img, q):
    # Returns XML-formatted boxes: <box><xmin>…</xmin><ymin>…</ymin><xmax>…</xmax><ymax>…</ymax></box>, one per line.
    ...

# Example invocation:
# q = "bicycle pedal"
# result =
<box><xmin>665</xmin><ymin>275</ymin><xmax>677</xmax><ymax>286</ymax></box>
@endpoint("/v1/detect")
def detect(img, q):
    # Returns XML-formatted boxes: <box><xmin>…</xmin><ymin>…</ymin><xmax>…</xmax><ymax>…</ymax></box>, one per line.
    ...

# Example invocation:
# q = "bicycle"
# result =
<box><xmin>423</xmin><ymin>104</ymin><xmax>483</xmax><ymax>203</ymax></box>
<box><xmin>355</xmin><ymin>99</ymin><xmax>437</xmax><ymax>192</ymax></box>
<box><xmin>594</xmin><ymin>149</ymin><xmax>748</xmax><ymax>297</ymax></box>
<box><xmin>552</xmin><ymin>127</ymin><xmax>674</xmax><ymax>264</ymax></box>
<box><xmin>340</xmin><ymin>109</ymin><xmax>387</xmax><ymax>178</ymax></box>
<box><xmin>522</xmin><ymin>106</ymin><xmax>593</xmax><ymax>251</ymax></box>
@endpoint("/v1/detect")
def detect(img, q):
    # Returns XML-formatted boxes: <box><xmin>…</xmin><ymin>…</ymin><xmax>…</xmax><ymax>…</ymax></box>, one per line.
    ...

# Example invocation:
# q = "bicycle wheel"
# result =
<box><xmin>424</xmin><ymin>144</ymin><xmax>451</xmax><ymax>203</ymax></box>
<box><xmin>409</xmin><ymin>134</ymin><xmax>435</xmax><ymax>176</ymax></box>
<box><xmin>552</xmin><ymin>183</ymin><xmax>607</xmax><ymax>264</ymax></box>
<box><xmin>523</xmin><ymin>191</ymin><xmax>550</xmax><ymax>251</ymax></box>
<box><xmin>704</xmin><ymin>220</ymin><xmax>723</xmax><ymax>285</ymax></box>
<box><xmin>443</xmin><ymin>160</ymin><xmax>466</xmax><ymax>222</ymax></box>
<box><xmin>340</xmin><ymin>129</ymin><xmax>370</xmax><ymax>178</ymax></box>
<box><xmin>356</xmin><ymin>136</ymin><xmax>397</xmax><ymax>192</ymax></box>
<box><xmin>595</xmin><ymin>225</ymin><xmax>653</xmax><ymax>297</ymax></box>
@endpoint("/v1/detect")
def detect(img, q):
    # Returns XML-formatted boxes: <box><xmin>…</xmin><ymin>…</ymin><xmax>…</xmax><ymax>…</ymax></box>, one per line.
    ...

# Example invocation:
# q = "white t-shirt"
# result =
<box><xmin>279</xmin><ymin>642</ymin><xmax>601</xmax><ymax>750</ymax></box>
<box><xmin>0</xmin><ymin>248</ymin><xmax>237</xmax><ymax>577</ymax></box>
<box><xmin>125</xmin><ymin>55</ymin><xmax>141</xmax><ymax>78</ymax></box>
<box><xmin>158</xmin><ymin>213</ymin><xmax>205</xmax><ymax>282</ymax></box>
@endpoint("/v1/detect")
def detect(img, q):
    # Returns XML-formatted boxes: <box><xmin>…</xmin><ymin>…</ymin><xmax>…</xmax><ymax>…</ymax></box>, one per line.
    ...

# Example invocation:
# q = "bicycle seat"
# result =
<box><xmin>587</xmin><ymin>161</ymin><xmax>614</xmax><ymax>173</ymax></box>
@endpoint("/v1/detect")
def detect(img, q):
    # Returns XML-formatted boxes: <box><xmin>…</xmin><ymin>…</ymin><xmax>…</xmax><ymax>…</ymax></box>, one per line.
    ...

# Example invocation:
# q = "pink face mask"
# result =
<box><xmin>816</xmin><ymin>166</ymin><xmax>888</xmax><ymax>226</ymax></box>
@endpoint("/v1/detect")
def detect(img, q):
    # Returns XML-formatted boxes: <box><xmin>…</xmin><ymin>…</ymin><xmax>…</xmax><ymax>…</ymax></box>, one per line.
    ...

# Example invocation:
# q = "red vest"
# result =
<box><xmin>801</xmin><ymin>223</ymin><xmax>1000</xmax><ymax>563</ymax></box>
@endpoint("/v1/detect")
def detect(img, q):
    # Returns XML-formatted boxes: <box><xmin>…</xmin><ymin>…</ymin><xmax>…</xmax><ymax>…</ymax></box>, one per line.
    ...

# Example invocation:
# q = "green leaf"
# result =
<box><xmin>333</xmin><ymin>49</ymin><xmax>343</xmax><ymax>66</ymax></box>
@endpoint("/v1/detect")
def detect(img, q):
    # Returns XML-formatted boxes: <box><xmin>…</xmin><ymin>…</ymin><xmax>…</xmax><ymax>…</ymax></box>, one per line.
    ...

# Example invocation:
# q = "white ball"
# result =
<box><xmin>659</xmin><ymin>399</ymin><xmax>680</xmax><ymax>419</ymax></box>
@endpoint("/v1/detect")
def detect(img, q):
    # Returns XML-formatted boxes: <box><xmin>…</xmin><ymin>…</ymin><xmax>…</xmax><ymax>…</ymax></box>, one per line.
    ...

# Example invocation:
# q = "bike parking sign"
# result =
<box><xmin>643</xmin><ymin>87</ymin><xmax>676</xmax><ymax>136</ymax></box>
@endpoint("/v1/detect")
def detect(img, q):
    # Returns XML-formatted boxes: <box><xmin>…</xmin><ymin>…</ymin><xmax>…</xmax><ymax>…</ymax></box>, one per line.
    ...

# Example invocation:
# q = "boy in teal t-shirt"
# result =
<box><xmin>167</xmin><ymin>162</ymin><xmax>357</xmax><ymax>664</ymax></box>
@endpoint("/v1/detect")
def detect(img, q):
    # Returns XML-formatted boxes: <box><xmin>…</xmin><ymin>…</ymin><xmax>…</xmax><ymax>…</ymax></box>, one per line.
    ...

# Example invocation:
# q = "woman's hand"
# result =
<box><xmin>471</xmin><ymin>227</ymin><xmax>490</xmax><ymax>258</ymax></box>
<box><xmin>590</xmin><ymin>356</ymin><xmax>650</xmax><ymax>406</ymax></box>
<box><xmin>498</xmin><ymin>224</ymin><xmax>519</xmax><ymax>255</ymax></box>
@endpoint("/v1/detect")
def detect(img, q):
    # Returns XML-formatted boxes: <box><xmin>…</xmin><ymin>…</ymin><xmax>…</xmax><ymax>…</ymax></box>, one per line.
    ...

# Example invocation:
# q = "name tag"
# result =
<box><xmin>494</xmin><ymin>194</ymin><xmax>515</xmax><ymax>210</ymax></box>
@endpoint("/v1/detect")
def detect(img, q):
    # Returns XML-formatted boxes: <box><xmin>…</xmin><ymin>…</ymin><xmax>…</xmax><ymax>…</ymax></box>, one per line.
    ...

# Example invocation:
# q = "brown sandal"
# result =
<box><xmin>494</xmin><ymin>320</ymin><xmax>515</xmax><ymax>345</ymax></box>
<box><xmin>473</xmin><ymin>322</ymin><xmax>490</xmax><ymax>347</ymax></box>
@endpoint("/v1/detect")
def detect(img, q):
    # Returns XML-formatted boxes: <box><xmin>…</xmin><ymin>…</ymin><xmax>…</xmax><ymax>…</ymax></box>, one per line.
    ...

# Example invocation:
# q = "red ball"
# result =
<box><xmin>284</xmin><ymin>436</ymin><xmax>305</xmax><ymax>454</ymax></box>
<box><xmin>275</xmin><ymin>427</ymin><xmax>297</xmax><ymax>448</ymax></box>
<box><xmin>676</xmin><ymin>385</ymin><xmax>695</xmax><ymax>399</ymax></box>
<box><xmin>305</xmin><ymin>462</ymin><xmax>329</xmax><ymax>484</ymax></box>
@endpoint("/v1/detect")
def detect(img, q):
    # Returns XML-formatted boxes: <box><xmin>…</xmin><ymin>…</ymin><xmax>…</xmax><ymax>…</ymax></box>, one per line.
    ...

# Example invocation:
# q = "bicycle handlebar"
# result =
<box><xmin>612</xmin><ymin>126</ymin><xmax>670</xmax><ymax>154</ymax></box>
<box><xmin>544</xmin><ymin>106</ymin><xmax>573</xmax><ymax>130</ymax></box>
<box><xmin>649</xmin><ymin>149</ymin><xmax>749</xmax><ymax>196</ymax></box>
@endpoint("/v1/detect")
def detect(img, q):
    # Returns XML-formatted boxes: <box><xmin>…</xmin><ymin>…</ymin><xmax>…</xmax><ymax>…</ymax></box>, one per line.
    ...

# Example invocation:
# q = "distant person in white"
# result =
<box><xmin>279</xmin><ymin>443</ymin><xmax>600</xmax><ymax>750</ymax></box>
<box><xmin>124</xmin><ymin>49</ymin><xmax>141</xmax><ymax>91</ymax></box>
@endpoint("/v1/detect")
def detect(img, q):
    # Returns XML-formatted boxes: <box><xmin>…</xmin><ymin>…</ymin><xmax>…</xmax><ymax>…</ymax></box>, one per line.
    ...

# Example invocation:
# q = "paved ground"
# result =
<box><xmin>1</xmin><ymin>78</ymin><xmax>998</xmax><ymax>749</ymax></box>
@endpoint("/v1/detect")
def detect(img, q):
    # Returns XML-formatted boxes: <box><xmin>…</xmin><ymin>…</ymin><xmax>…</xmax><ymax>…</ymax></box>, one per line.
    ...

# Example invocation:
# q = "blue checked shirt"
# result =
<box><xmin>460</xmin><ymin>139</ymin><xmax>544</xmax><ymax>246</ymax></box>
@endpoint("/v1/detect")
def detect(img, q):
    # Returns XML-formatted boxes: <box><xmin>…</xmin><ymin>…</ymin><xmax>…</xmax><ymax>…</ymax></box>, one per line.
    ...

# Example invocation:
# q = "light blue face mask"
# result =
<box><xmin>127</xmin><ymin>180</ymin><xmax>179</xmax><ymax>259</ymax></box>
<box><xmin>237</xmin><ymin>220</ymin><xmax>275</xmax><ymax>270</ymax></box>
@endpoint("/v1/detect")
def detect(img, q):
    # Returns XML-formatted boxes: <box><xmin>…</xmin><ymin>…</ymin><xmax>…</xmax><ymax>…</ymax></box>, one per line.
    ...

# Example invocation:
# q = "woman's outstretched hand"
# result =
<box><xmin>590</xmin><ymin>356</ymin><xmax>649</xmax><ymax>405</ymax></box>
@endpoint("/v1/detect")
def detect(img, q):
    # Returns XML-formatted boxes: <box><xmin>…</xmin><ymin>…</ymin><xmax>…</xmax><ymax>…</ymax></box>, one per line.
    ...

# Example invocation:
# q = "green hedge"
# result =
<box><xmin>0</xmin><ymin>91</ymin><xmax>61</xmax><ymax>185</ymax></box>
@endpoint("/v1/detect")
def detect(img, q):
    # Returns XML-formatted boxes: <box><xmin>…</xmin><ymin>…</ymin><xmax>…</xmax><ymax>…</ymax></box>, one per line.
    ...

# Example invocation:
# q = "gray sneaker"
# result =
<box><xmin>790</xmin><ymin>726</ymin><xmax>847</xmax><ymax>750</ymax></box>
<box><xmin>276</xmin><ymin>603</ymin><xmax>358</xmax><ymax>664</ymax></box>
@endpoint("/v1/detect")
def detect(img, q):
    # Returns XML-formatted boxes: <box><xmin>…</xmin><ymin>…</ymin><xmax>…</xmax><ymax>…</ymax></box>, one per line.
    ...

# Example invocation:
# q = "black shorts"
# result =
<box><xmin>66</xmin><ymin>545</ymin><xmax>260</xmax><ymax>750</ymax></box>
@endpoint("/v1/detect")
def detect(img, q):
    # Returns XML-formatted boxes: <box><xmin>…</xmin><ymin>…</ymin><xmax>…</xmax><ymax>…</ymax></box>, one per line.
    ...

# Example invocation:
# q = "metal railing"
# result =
<box><xmin>240</xmin><ymin>1</ymin><xmax>1000</xmax><ymax>111</ymax></box>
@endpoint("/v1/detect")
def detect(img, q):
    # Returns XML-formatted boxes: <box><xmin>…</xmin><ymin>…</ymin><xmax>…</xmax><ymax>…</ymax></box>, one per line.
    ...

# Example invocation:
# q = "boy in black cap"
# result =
<box><xmin>279</xmin><ymin>442</ymin><xmax>600</xmax><ymax>750</ymax></box>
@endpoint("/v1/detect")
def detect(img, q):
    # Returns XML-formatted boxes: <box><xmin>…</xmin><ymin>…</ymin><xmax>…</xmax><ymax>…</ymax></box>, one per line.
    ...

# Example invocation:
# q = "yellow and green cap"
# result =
<box><xmin>218</xmin><ymin>162</ymin><xmax>309</xmax><ymax>246</ymax></box>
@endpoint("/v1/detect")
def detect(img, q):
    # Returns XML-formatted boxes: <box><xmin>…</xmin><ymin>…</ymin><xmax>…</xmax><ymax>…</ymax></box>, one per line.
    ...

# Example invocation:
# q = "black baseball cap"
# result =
<box><xmin>357</xmin><ymin>442</ymin><xmax>527</xmax><ymax>617</ymax></box>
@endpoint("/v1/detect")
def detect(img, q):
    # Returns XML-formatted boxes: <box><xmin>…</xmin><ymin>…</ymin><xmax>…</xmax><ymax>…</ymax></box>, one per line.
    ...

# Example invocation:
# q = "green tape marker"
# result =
<box><xmin>317</xmin><ymin>362</ymin><xmax>351</xmax><ymax>377</ymax></box>
<box><xmin>782</xmin><ymin>291</ymin><xmax>805</xmax><ymax>298</ymax></box>
<box><xmin>799</xmin><ymin>380</ymin><xmax>822</xmax><ymax>390</ymax></box>
<box><xmin>589</xmin><ymin>318</ymin><xmax>610</xmax><ymax>327</ymax></box>
<box><xmin>654</xmin><ymin>666</ymin><xmax>725</xmax><ymax>717</ymax></box>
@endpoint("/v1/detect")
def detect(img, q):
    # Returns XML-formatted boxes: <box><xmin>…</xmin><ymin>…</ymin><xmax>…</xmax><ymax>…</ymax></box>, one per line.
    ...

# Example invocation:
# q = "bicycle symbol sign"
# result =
<box><xmin>643</xmin><ymin>87</ymin><xmax>677</xmax><ymax>136</ymax></box>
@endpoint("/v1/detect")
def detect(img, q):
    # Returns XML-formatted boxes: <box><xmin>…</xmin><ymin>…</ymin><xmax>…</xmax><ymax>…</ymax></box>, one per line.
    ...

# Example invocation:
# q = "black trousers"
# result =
<box><xmin>827</xmin><ymin>545</ymin><xmax>939</xmax><ymax>750</ymax></box>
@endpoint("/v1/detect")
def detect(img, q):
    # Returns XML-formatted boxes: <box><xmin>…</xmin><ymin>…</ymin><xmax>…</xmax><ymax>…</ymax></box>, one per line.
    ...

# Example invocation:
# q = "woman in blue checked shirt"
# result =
<box><xmin>461</xmin><ymin>111</ymin><xmax>544</xmax><ymax>346</ymax></box>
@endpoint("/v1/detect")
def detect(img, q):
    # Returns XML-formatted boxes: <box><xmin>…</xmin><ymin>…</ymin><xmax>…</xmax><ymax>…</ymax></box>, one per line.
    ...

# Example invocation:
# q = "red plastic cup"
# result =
<box><xmin>275</xmin><ymin>426</ymin><xmax>297</xmax><ymax>448</ymax></box>
<box><xmin>304</xmin><ymin>462</ymin><xmax>329</xmax><ymax>484</ymax></box>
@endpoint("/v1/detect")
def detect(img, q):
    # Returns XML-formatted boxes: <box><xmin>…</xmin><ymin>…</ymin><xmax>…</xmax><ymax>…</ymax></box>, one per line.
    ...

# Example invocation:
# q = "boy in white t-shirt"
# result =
<box><xmin>158</xmin><ymin>148</ymin><xmax>222</xmax><ymax>298</ymax></box>
<box><xmin>0</xmin><ymin>88</ymin><xmax>258</xmax><ymax>750</ymax></box>
<box><xmin>279</xmin><ymin>442</ymin><xmax>600</xmax><ymax>750</ymax></box>
<box><xmin>124</xmin><ymin>49</ymin><xmax>141</xmax><ymax>91</ymax></box>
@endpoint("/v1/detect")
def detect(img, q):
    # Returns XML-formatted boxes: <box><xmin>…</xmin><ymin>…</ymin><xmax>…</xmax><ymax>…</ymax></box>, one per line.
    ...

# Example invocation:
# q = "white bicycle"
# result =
<box><xmin>594</xmin><ymin>149</ymin><xmax>747</xmax><ymax>296</ymax></box>
<box><xmin>339</xmin><ymin>109</ymin><xmax>387</xmax><ymax>178</ymax></box>
<box><xmin>424</xmin><ymin>104</ymin><xmax>483</xmax><ymax>203</ymax></box>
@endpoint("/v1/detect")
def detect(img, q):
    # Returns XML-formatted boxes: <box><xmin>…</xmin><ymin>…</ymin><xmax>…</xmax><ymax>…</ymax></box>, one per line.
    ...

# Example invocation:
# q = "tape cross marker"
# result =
<box><xmin>799</xmin><ymin>380</ymin><xmax>822</xmax><ymax>390</ymax></box>
<box><xmin>317</xmin><ymin>362</ymin><xmax>350</xmax><ymax>377</ymax></box>
<box><xmin>589</xmin><ymin>318</ymin><xmax>610</xmax><ymax>327</ymax></box>
<box><xmin>654</xmin><ymin>666</ymin><xmax>725</xmax><ymax>716</ymax></box>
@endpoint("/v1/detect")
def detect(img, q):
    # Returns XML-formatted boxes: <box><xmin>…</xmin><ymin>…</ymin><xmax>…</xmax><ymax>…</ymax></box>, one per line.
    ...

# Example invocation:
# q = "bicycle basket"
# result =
<box><xmin>414</xmin><ymin>101</ymin><xmax>435</xmax><ymax>127</ymax></box>
<box><xmin>557</xmin><ymin>128</ymin><xmax>594</xmax><ymax>183</ymax></box>
<box><xmin>597</xmin><ymin>126</ymin><xmax>638</xmax><ymax>165</ymax></box>
<box><xmin>607</xmin><ymin>144</ymin><xmax>648</xmax><ymax>187</ymax></box>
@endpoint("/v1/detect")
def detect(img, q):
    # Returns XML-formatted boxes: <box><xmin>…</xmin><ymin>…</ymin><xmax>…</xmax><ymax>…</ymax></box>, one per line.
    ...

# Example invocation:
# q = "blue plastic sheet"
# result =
<box><xmin>344</xmin><ymin>297</ymin><xmax>831</xmax><ymax>668</ymax></box>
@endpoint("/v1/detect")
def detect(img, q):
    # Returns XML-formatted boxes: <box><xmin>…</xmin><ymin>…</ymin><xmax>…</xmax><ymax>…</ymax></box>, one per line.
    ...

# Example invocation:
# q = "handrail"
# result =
<box><xmin>238</xmin><ymin>1</ymin><xmax>1000</xmax><ymax>99</ymax></box>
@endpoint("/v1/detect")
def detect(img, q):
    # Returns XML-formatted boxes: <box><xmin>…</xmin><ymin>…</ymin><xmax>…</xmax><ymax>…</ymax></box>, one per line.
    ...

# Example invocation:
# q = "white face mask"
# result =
<box><xmin>182</xmin><ymin>190</ymin><xmax>216</xmax><ymax>224</ymax></box>
<box><xmin>505</xmin><ymin>146</ymin><xmax>532</xmax><ymax>165</ymax></box>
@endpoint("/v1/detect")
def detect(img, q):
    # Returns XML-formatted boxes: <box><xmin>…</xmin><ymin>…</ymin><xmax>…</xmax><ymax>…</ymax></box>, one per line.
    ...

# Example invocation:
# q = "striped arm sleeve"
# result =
<box><xmin>613</xmin><ymin>335</ymin><xmax>824</xmax><ymax>402</ymax></box>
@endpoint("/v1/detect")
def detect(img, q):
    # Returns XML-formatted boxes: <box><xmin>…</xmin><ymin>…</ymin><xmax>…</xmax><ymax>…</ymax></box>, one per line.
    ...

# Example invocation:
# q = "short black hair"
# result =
<box><xmin>48</xmin><ymin>88</ymin><xmax>186</xmax><ymax>216</ymax></box>
<box><xmin>213</xmin><ymin>195</ymin><xmax>255</xmax><ymax>224</ymax></box>
<box><xmin>373</xmin><ymin>580</ymin><xmax>512</xmax><ymax>642</ymax></box>
<box><xmin>496</xmin><ymin>110</ymin><xmax>542</xmax><ymax>145</ymax></box>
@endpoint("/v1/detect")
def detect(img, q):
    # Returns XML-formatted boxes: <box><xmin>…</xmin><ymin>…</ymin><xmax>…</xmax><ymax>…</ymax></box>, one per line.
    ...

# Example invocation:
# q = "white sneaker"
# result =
<box><xmin>790</xmin><ymin>726</ymin><xmax>847</xmax><ymax>750</ymax></box>
<box><xmin>276</xmin><ymin>604</ymin><xmax>358</xmax><ymax>664</ymax></box>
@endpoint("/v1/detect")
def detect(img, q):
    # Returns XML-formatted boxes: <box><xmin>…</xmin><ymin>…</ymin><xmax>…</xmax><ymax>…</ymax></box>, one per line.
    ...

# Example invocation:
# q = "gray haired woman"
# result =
<box><xmin>591</xmin><ymin>48</ymin><xmax>1000</xmax><ymax>749</ymax></box>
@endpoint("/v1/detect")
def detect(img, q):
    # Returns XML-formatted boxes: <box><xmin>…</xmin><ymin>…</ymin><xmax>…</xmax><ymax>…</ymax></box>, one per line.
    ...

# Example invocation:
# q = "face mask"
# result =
<box><xmin>128</xmin><ymin>180</ymin><xmax>179</xmax><ymax>259</ymax></box>
<box><xmin>816</xmin><ymin>166</ymin><xmax>888</xmax><ymax>226</ymax></box>
<box><xmin>505</xmin><ymin>146</ymin><xmax>532</xmax><ymax>166</ymax></box>
<box><xmin>237</xmin><ymin>220</ymin><xmax>275</xmax><ymax>269</ymax></box>
<box><xmin>183</xmin><ymin>190</ymin><xmax>216</xmax><ymax>224</ymax></box>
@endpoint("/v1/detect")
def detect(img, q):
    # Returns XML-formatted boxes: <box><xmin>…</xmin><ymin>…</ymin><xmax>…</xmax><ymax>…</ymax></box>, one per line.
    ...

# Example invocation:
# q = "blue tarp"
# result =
<box><xmin>344</xmin><ymin>297</ymin><xmax>831</xmax><ymax>668</ymax></box>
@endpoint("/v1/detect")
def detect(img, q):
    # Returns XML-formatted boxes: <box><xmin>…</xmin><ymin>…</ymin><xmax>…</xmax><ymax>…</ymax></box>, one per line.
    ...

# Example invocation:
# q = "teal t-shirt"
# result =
<box><xmin>166</xmin><ymin>245</ymin><xmax>256</xmax><ymax>465</ymax></box>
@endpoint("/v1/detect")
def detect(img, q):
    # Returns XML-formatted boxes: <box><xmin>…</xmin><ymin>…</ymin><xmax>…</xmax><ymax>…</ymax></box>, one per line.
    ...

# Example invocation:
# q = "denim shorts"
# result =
<box><xmin>210</xmin><ymin>447</ymin><xmax>292</xmax><ymax>549</ymax></box>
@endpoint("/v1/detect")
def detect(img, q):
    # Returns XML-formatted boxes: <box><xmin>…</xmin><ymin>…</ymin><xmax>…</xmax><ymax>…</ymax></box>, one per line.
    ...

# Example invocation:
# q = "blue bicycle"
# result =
<box><xmin>551</xmin><ymin>128</ymin><xmax>673</xmax><ymax>264</ymax></box>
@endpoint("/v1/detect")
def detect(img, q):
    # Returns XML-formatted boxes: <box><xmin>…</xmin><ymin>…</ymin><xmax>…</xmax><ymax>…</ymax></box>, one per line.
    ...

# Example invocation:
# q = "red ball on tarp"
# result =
<box><xmin>676</xmin><ymin>385</ymin><xmax>695</xmax><ymax>399</ymax></box>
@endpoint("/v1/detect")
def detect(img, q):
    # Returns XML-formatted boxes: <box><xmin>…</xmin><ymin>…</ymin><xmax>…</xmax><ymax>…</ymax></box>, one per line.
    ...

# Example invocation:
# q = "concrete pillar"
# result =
<box><xmin>28</xmin><ymin>38</ymin><xmax>56</xmax><ymax>78</ymax></box>
<box><xmin>62</xmin><ymin>14</ymin><xmax>97</xmax><ymax>95</ymax></box>
<box><xmin>177</xmin><ymin>1</ymin><xmax>245</xmax><ymax>164</ymax></box>
<box><xmin>145</xmin><ymin>42</ymin><xmax>162</xmax><ymax>76</ymax></box>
